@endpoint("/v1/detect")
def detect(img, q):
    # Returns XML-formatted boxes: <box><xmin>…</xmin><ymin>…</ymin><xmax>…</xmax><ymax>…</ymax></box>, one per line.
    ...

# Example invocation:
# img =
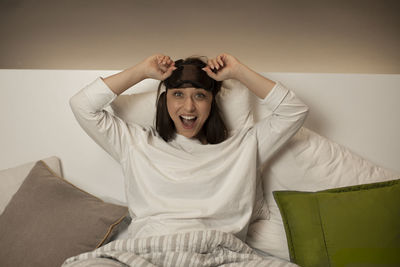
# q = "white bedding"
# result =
<box><xmin>62</xmin><ymin>229</ymin><xmax>297</xmax><ymax>267</ymax></box>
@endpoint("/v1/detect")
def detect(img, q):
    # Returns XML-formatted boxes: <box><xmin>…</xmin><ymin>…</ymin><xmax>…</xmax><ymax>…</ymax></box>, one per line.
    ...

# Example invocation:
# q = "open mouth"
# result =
<box><xmin>180</xmin><ymin>115</ymin><xmax>197</xmax><ymax>129</ymax></box>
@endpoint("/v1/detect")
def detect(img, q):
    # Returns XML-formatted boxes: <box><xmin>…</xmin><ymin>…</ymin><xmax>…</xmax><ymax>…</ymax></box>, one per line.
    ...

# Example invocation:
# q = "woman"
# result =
<box><xmin>70</xmin><ymin>53</ymin><xmax>308</xmax><ymax>243</ymax></box>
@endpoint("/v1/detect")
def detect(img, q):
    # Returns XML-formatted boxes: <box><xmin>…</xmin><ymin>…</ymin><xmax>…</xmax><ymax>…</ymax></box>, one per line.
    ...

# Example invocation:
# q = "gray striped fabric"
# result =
<box><xmin>62</xmin><ymin>230</ymin><xmax>297</xmax><ymax>267</ymax></box>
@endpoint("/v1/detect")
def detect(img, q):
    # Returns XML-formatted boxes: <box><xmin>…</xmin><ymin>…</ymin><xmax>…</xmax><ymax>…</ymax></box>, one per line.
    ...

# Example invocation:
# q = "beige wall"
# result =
<box><xmin>1</xmin><ymin>0</ymin><xmax>399</xmax><ymax>73</ymax></box>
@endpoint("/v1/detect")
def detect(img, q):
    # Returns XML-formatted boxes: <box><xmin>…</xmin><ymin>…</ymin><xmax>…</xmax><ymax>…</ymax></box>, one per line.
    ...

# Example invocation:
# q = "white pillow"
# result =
<box><xmin>0</xmin><ymin>156</ymin><xmax>62</xmax><ymax>215</ymax></box>
<box><xmin>109</xmin><ymin>78</ymin><xmax>254</xmax><ymax>133</ymax></box>
<box><xmin>246</xmin><ymin>127</ymin><xmax>400</xmax><ymax>260</ymax></box>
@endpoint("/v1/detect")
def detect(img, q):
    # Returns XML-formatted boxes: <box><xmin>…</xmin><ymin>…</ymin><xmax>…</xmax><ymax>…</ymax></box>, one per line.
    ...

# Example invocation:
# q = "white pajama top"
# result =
<box><xmin>69</xmin><ymin>77</ymin><xmax>308</xmax><ymax>241</ymax></box>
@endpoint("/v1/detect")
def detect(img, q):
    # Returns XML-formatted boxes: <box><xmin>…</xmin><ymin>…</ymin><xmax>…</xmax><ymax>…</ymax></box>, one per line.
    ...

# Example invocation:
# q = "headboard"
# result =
<box><xmin>1</xmin><ymin>70</ymin><xmax>399</xmax><ymax>202</ymax></box>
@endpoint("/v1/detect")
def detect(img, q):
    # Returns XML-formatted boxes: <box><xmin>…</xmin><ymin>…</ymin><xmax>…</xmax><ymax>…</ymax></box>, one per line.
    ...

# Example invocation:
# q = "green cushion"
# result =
<box><xmin>273</xmin><ymin>179</ymin><xmax>400</xmax><ymax>267</ymax></box>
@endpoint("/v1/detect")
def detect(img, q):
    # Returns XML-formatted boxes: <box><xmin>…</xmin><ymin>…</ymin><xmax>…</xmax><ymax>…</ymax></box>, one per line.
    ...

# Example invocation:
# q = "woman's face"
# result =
<box><xmin>166</xmin><ymin>87</ymin><xmax>213</xmax><ymax>139</ymax></box>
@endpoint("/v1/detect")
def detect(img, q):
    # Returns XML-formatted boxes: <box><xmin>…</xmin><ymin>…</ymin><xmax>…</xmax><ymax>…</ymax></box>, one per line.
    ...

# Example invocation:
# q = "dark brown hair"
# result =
<box><xmin>155</xmin><ymin>57</ymin><xmax>228</xmax><ymax>144</ymax></box>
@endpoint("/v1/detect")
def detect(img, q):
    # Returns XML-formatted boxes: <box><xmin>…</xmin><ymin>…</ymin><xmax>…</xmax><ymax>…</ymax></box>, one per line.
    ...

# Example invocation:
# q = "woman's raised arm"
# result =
<box><xmin>69</xmin><ymin>54</ymin><xmax>176</xmax><ymax>163</ymax></box>
<box><xmin>203</xmin><ymin>53</ymin><xmax>308</xmax><ymax>167</ymax></box>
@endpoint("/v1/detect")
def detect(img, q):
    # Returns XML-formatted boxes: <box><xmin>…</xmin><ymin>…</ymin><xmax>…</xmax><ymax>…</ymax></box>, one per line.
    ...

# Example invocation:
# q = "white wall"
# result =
<box><xmin>1</xmin><ymin>70</ymin><xmax>399</xmax><ymax>202</ymax></box>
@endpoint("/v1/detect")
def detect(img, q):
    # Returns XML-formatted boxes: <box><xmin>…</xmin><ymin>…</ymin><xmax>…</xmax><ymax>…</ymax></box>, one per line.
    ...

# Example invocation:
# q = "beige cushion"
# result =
<box><xmin>0</xmin><ymin>156</ymin><xmax>62</xmax><ymax>215</ymax></box>
<box><xmin>0</xmin><ymin>160</ymin><xmax>129</xmax><ymax>267</ymax></box>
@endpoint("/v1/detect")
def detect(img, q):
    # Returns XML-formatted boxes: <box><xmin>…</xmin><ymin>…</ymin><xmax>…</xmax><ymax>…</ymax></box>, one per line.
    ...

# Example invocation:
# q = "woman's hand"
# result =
<box><xmin>103</xmin><ymin>54</ymin><xmax>176</xmax><ymax>95</ymax></box>
<box><xmin>140</xmin><ymin>54</ymin><xmax>177</xmax><ymax>81</ymax></box>
<box><xmin>202</xmin><ymin>53</ymin><xmax>243</xmax><ymax>81</ymax></box>
<box><xmin>203</xmin><ymin>53</ymin><xmax>276</xmax><ymax>99</ymax></box>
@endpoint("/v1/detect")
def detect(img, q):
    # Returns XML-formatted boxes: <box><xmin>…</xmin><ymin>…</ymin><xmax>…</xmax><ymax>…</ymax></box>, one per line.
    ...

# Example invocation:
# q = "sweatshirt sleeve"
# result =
<box><xmin>253</xmin><ymin>82</ymin><xmax>309</xmax><ymax>167</ymax></box>
<box><xmin>69</xmin><ymin>77</ymin><xmax>134</xmax><ymax>163</ymax></box>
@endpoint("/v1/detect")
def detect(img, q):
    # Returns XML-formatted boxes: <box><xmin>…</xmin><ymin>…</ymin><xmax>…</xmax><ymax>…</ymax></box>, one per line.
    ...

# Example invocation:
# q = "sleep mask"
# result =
<box><xmin>163</xmin><ymin>59</ymin><xmax>219</xmax><ymax>94</ymax></box>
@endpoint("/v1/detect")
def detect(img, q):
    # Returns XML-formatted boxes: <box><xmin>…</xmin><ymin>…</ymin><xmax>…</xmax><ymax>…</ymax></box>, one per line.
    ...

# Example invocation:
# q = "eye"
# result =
<box><xmin>195</xmin><ymin>93</ymin><xmax>206</xmax><ymax>99</ymax></box>
<box><xmin>172</xmin><ymin>91</ymin><xmax>183</xmax><ymax>97</ymax></box>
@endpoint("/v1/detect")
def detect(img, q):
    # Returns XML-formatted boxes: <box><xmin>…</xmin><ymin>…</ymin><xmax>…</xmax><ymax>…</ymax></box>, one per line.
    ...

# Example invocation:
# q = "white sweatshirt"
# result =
<box><xmin>70</xmin><ymin>77</ymin><xmax>308</xmax><ymax>241</ymax></box>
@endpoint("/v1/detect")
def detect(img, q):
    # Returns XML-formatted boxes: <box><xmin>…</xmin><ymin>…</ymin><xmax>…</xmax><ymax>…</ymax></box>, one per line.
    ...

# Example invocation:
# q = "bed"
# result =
<box><xmin>0</xmin><ymin>70</ymin><xmax>399</xmax><ymax>266</ymax></box>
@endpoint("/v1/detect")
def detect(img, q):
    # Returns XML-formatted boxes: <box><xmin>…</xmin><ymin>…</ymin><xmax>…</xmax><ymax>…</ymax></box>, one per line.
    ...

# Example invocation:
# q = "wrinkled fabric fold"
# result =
<box><xmin>62</xmin><ymin>230</ymin><xmax>298</xmax><ymax>267</ymax></box>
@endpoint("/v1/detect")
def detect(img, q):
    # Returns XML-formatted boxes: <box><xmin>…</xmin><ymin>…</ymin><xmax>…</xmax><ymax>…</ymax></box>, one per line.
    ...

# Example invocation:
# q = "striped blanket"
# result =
<box><xmin>62</xmin><ymin>230</ymin><xmax>297</xmax><ymax>267</ymax></box>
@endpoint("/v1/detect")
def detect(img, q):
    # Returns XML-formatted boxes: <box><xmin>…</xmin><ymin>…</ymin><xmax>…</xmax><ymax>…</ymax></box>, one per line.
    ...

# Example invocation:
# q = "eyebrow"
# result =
<box><xmin>170</xmin><ymin>88</ymin><xmax>206</xmax><ymax>91</ymax></box>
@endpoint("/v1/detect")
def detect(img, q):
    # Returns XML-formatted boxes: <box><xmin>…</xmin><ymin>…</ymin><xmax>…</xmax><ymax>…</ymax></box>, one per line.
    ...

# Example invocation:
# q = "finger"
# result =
<box><xmin>216</xmin><ymin>58</ymin><xmax>225</xmax><ymax>70</ymax></box>
<box><xmin>157</xmin><ymin>55</ymin><xmax>165</xmax><ymax>65</ymax></box>
<box><xmin>157</xmin><ymin>56</ymin><xmax>163</xmax><ymax>68</ymax></box>
<box><xmin>166</xmin><ymin>57</ymin><xmax>174</xmax><ymax>67</ymax></box>
<box><xmin>160</xmin><ymin>56</ymin><xmax>166</xmax><ymax>65</ymax></box>
<box><xmin>163</xmin><ymin>56</ymin><xmax>170</xmax><ymax>65</ymax></box>
<box><xmin>163</xmin><ymin>56</ymin><xmax>173</xmax><ymax>67</ymax></box>
<box><xmin>165</xmin><ymin>56</ymin><xmax>172</xmax><ymax>64</ymax></box>
<box><xmin>162</xmin><ymin>66</ymin><xmax>177</xmax><ymax>80</ymax></box>
<box><xmin>157</xmin><ymin>58</ymin><xmax>166</xmax><ymax>69</ymax></box>
<box><xmin>161</xmin><ymin>59</ymin><xmax>171</xmax><ymax>70</ymax></box>
<box><xmin>202</xmin><ymin>66</ymin><xmax>212</xmax><ymax>71</ymax></box>
<box><xmin>207</xmin><ymin>59</ymin><xmax>214</xmax><ymax>70</ymax></box>
<box><xmin>202</xmin><ymin>66</ymin><xmax>217</xmax><ymax>79</ymax></box>
<box><xmin>212</xmin><ymin>59</ymin><xmax>220</xmax><ymax>70</ymax></box>
<box><xmin>156</xmin><ymin>55</ymin><xmax>162</xmax><ymax>65</ymax></box>
<box><xmin>217</xmin><ymin>55</ymin><xmax>224</xmax><ymax>67</ymax></box>
<box><xmin>208</xmin><ymin>59</ymin><xmax>217</xmax><ymax>70</ymax></box>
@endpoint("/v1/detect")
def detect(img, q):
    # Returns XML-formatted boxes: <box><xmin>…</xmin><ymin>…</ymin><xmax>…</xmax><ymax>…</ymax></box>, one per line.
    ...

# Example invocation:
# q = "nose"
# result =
<box><xmin>183</xmin><ymin>96</ymin><xmax>195</xmax><ymax>112</ymax></box>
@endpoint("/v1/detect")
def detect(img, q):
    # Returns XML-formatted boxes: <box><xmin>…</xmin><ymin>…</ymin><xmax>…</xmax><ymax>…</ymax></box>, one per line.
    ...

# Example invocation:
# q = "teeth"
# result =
<box><xmin>181</xmin><ymin>115</ymin><xmax>196</xmax><ymax>120</ymax></box>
